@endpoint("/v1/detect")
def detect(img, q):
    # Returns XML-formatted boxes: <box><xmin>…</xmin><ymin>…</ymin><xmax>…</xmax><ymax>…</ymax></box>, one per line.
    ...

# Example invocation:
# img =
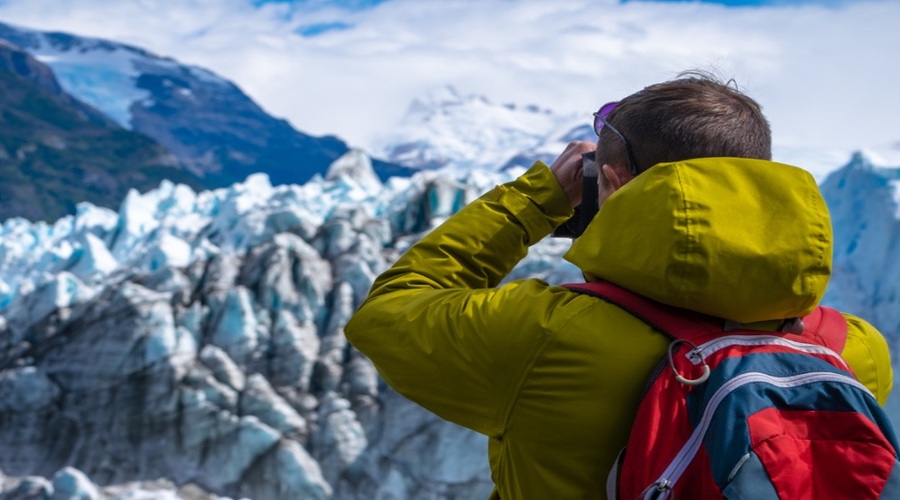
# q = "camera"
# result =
<box><xmin>552</xmin><ymin>152</ymin><xmax>600</xmax><ymax>238</ymax></box>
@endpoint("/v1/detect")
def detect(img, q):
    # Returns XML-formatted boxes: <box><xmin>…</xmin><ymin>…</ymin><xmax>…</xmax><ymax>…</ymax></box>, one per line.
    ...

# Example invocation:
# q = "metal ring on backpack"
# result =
<box><xmin>668</xmin><ymin>339</ymin><xmax>711</xmax><ymax>386</ymax></box>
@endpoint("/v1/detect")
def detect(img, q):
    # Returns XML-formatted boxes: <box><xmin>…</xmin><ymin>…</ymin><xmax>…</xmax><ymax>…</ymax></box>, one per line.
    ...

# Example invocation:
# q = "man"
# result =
<box><xmin>344</xmin><ymin>74</ymin><xmax>893</xmax><ymax>498</ymax></box>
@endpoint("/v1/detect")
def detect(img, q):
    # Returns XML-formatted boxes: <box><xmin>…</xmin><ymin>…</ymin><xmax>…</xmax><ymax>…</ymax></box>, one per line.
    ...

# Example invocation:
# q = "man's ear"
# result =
<box><xmin>601</xmin><ymin>164</ymin><xmax>626</xmax><ymax>191</ymax></box>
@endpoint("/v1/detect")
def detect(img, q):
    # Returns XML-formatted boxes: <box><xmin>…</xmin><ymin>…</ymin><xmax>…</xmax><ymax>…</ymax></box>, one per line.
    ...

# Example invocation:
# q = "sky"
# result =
<box><xmin>0</xmin><ymin>0</ymin><xmax>898</xmax><ymax>178</ymax></box>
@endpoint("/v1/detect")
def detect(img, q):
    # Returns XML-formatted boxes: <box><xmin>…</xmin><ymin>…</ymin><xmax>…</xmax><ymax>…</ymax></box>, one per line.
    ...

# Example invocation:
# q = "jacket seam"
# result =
<box><xmin>498</xmin><ymin>293</ymin><xmax>598</xmax><ymax>434</ymax></box>
<box><xmin>807</xmin><ymin>180</ymin><xmax>830</xmax><ymax>313</ymax></box>
<box><xmin>673</xmin><ymin>164</ymin><xmax>693</xmax><ymax>297</ymax></box>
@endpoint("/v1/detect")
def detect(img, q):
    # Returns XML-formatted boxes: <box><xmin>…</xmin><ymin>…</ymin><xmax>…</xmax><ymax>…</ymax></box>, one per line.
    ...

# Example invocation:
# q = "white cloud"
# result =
<box><xmin>0</xmin><ymin>0</ymin><xmax>898</xmax><ymax>178</ymax></box>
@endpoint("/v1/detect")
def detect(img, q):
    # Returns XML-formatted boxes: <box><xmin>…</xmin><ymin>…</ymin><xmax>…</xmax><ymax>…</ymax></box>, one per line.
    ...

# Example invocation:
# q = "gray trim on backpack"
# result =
<box><xmin>721</xmin><ymin>452</ymin><xmax>779</xmax><ymax>499</ymax></box>
<box><xmin>607</xmin><ymin>448</ymin><xmax>624</xmax><ymax>500</ymax></box>
<box><xmin>880</xmin><ymin>461</ymin><xmax>900</xmax><ymax>499</ymax></box>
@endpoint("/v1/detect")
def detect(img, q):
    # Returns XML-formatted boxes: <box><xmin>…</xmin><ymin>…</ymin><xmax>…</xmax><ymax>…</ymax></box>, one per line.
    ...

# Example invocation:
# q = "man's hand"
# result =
<box><xmin>549</xmin><ymin>141</ymin><xmax>597</xmax><ymax>208</ymax></box>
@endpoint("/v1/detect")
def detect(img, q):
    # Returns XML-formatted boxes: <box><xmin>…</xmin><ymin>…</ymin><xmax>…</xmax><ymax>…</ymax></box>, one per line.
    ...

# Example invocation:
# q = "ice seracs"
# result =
<box><xmin>325</xmin><ymin>148</ymin><xmax>383</xmax><ymax>193</ymax></box>
<box><xmin>0</xmin><ymin>150</ymin><xmax>515</xmax><ymax>499</ymax></box>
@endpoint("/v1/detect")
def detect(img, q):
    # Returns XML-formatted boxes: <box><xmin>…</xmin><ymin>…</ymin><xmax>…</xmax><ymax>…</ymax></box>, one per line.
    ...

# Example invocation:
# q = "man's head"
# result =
<box><xmin>596</xmin><ymin>71</ymin><xmax>772</xmax><ymax>182</ymax></box>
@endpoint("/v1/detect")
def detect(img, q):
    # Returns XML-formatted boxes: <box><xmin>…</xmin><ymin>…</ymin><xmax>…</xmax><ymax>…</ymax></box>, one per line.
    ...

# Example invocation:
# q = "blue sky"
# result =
<box><xmin>251</xmin><ymin>0</ymin><xmax>853</xmax><ymax>6</ymax></box>
<box><xmin>250</xmin><ymin>0</ymin><xmax>858</xmax><ymax>8</ymax></box>
<box><xmin>623</xmin><ymin>0</ymin><xmax>852</xmax><ymax>5</ymax></box>
<box><xmin>0</xmin><ymin>0</ymin><xmax>897</xmax><ymax>178</ymax></box>
<box><xmin>252</xmin><ymin>0</ymin><xmax>387</xmax><ymax>7</ymax></box>
<box><xmin>255</xmin><ymin>0</ymin><xmax>873</xmax><ymax>39</ymax></box>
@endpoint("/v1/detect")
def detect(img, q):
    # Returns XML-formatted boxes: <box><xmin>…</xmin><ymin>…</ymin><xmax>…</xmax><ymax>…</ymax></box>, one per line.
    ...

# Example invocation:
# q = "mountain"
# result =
<box><xmin>372</xmin><ymin>85</ymin><xmax>593</xmax><ymax>172</ymax></box>
<box><xmin>0</xmin><ymin>21</ymin><xmax>402</xmax><ymax>190</ymax></box>
<box><xmin>0</xmin><ymin>40</ymin><xmax>203</xmax><ymax>222</ymax></box>
<box><xmin>0</xmin><ymin>146</ymin><xmax>895</xmax><ymax>498</ymax></box>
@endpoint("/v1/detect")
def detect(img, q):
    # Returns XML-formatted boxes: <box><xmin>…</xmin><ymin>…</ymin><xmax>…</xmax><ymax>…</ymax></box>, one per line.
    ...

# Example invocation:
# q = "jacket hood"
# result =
<box><xmin>564</xmin><ymin>157</ymin><xmax>832</xmax><ymax>323</ymax></box>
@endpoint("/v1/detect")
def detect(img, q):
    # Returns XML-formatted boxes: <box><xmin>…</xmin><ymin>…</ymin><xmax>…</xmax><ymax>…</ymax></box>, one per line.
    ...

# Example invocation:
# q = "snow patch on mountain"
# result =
<box><xmin>0</xmin><ymin>22</ymin><xmax>222</xmax><ymax>130</ymax></box>
<box><xmin>35</xmin><ymin>46</ymin><xmax>152</xmax><ymax>128</ymax></box>
<box><xmin>1</xmin><ymin>22</ymin><xmax>236</xmax><ymax>131</ymax></box>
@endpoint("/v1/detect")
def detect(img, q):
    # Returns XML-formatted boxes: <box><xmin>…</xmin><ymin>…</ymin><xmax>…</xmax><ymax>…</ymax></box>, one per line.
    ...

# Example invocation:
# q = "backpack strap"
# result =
<box><xmin>563</xmin><ymin>280</ymin><xmax>848</xmax><ymax>351</ymax></box>
<box><xmin>795</xmin><ymin>305</ymin><xmax>848</xmax><ymax>354</ymax></box>
<box><xmin>563</xmin><ymin>280</ymin><xmax>724</xmax><ymax>344</ymax></box>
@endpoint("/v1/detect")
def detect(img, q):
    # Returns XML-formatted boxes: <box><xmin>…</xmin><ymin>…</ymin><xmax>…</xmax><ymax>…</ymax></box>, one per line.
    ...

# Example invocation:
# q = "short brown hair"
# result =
<box><xmin>597</xmin><ymin>71</ymin><xmax>772</xmax><ymax>174</ymax></box>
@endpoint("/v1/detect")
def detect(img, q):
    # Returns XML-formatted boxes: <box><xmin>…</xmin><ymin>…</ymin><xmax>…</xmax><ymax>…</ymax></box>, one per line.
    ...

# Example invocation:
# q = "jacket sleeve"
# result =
<box><xmin>344</xmin><ymin>162</ymin><xmax>574</xmax><ymax>436</ymax></box>
<box><xmin>841</xmin><ymin>312</ymin><xmax>894</xmax><ymax>406</ymax></box>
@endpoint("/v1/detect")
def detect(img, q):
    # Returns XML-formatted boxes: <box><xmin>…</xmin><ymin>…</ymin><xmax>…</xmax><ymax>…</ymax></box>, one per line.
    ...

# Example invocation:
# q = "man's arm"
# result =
<box><xmin>345</xmin><ymin>151</ymin><xmax>586</xmax><ymax>435</ymax></box>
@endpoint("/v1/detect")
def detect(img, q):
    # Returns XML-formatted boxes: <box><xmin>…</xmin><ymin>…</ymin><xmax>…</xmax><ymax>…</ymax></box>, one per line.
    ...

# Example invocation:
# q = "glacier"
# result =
<box><xmin>0</xmin><ymin>149</ymin><xmax>898</xmax><ymax>499</ymax></box>
<box><xmin>0</xmin><ymin>150</ymin><xmax>575</xmax><ymax>499</ymax></box>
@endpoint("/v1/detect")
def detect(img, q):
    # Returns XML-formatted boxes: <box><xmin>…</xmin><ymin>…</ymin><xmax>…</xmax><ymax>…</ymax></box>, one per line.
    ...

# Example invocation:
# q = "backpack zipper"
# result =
<box><xmin>686</xmin><ymin>335</ymin><xmax>849</xmax><ymax>371</ymax></box>
<box><xmin>643</xmin><ymin>370</ymin><xmax>872</xmax><ymax>499</ymax></box>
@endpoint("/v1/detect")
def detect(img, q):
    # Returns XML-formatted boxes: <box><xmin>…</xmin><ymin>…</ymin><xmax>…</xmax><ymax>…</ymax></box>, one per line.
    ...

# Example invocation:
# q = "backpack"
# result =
<box><xmin>565</xmin><ymin>280</ymin><xmax>900</xmax><ymax>500</ymax></box>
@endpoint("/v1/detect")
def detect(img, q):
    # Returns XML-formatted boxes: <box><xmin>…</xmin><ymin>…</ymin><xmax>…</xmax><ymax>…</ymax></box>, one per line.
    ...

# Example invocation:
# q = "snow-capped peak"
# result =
<box><xmin>372</xmin><ymin>85</ymin><xmax>586</xmax><ymax>172</ymax></box>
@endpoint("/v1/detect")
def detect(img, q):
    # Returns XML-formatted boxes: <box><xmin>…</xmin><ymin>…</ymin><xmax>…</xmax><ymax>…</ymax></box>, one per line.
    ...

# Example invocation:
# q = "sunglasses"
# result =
<box><xmin>593</xmin><ymin>101</ymin><xmax>640</xmax><ymax>176</ymax></box>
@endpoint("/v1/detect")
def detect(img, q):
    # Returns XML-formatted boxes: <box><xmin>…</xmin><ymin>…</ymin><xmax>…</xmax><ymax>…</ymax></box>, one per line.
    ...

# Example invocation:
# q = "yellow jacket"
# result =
<box><xmin>345</xmin><ymin>158</ymin><xmax>893</xmax><ymax>499</ymax></box>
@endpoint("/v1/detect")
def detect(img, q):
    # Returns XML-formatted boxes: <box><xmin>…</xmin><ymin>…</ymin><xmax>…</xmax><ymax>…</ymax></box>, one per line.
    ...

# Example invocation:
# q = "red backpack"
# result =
<box><xmin>565</xmin><ymin>281</ymin><xmax>900</xmax><ymax>499</ymax></box>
